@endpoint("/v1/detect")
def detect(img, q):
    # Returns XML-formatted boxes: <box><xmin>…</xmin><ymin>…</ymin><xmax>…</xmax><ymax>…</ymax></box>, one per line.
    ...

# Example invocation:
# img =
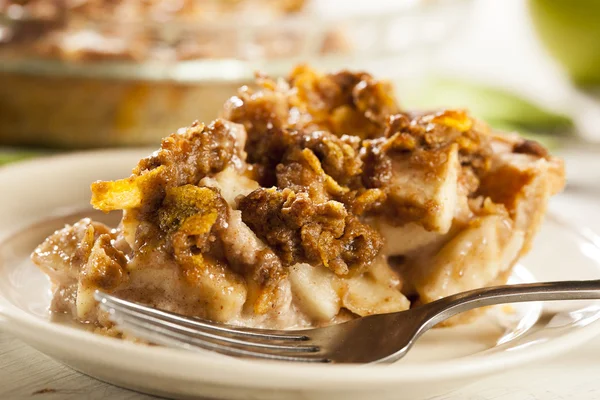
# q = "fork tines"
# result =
<box><xmin>94</xmin><ymin>291</ymin><xmax>330</xmax><ymax>363</ymax></box>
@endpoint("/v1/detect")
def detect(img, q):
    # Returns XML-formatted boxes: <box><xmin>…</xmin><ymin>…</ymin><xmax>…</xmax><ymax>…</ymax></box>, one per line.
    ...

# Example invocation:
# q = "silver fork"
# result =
<box><xmin>95</xmin><ymin>279</ymin><xmax>600</xmax><ymax>364</ymax></box>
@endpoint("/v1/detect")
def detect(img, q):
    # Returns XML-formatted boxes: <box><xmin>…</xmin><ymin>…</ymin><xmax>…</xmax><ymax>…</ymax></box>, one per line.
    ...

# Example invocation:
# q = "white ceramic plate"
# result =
<box><xmin>1</xmin><ymin>150</ymin><xmax>600</xmax><ymax>400</ymax></box>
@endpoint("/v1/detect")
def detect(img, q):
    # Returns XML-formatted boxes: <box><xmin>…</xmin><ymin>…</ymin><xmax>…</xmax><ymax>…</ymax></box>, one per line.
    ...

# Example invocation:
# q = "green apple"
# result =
<box><xmin>529</xmin><ymin>0</ymin><xmax>600</xmax><ymax>87</ymax></box>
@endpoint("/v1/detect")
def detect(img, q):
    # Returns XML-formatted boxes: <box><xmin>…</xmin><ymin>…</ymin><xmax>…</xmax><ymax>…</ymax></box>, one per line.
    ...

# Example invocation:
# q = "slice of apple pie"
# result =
<box><xmin>32</xmin><ymin>65</ymin><xmax>565</xmax><ymax>334</ymax></box>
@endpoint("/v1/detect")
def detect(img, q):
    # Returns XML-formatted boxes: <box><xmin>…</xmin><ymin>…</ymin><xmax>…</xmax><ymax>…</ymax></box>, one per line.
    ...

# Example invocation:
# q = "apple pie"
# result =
<box><xmin>32</xmin><ymin>65</ymin><xmax>565</xmax><ymax>334</ymax></box>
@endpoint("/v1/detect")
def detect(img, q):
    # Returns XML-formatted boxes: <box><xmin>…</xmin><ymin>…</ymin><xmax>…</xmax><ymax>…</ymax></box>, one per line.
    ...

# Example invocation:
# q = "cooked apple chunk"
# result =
<box><xmin>409</xmin><ymin>214</ymin><xmax>524</xmax><ymax>303</ymax></box>
<box><xmin>289</xmin><ymin>263</ymin><xmax>341</xmax><ymax>322</ymax></box>
<box><xmin>388</xmin><ymin>144</ymin><xmax>461</xmax><ymax>234</ymax></box>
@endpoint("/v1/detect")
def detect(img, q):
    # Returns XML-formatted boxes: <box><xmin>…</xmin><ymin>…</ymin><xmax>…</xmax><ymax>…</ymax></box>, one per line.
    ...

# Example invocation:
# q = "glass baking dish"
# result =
<box><xmin>0</xmin><ymin>0</ymin><xmax>473</xmax><ymax>148</ymax></box>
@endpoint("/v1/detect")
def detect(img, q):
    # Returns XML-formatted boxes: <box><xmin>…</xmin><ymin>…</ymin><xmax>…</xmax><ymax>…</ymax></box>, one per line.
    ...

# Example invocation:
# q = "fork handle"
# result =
<box><xmin>422</xmin><ymin>279</ymin><xmax>600</xmax><ymax>328</ymax></box>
